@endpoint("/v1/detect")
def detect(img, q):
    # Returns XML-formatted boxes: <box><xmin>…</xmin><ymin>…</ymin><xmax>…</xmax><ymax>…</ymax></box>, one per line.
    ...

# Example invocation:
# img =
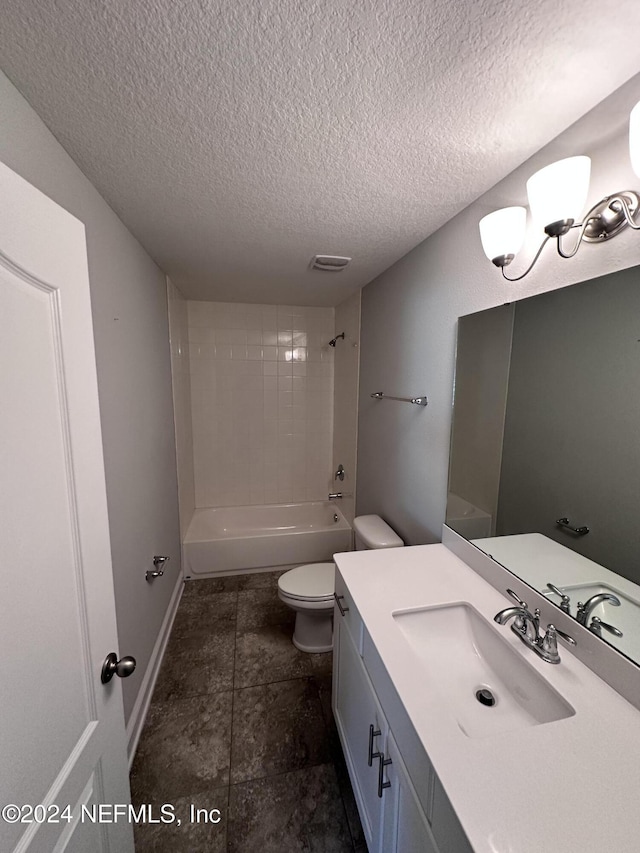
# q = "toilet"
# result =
<box><xmin>277</xmin><ymin>514</ymin><xmax>404</xmax><ymax>653</ymax></box>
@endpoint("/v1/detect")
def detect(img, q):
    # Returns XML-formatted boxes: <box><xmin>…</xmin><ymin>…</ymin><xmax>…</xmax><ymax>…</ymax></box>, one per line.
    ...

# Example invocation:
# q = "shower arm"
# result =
<box><xmin>328</xmin><ymin>332</ymin><xmax>345</xmax><ymax>347</ymax></box>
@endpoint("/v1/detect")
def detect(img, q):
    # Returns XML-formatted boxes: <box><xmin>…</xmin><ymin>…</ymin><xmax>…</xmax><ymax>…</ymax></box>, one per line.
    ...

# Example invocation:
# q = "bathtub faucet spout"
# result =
<box><xmin>328</xmin><ymin>492</ymin><xmax>343</xmax><ymax>500</ymax></box>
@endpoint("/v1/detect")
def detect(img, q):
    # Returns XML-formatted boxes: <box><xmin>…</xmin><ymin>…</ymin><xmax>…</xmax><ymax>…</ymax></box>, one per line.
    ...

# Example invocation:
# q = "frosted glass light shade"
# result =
<box><xmin>526</xmin><ymin>156</ymin><xmax>590</xmax><ymax>227</ymax></box>
<box><xmin>630</xmin><ymin>101</ymin><xmax>640</xmax><ymax>177</ymax></box>
<box><xmin>479</xmin><ymin>207</ymin><xmax>527</xmax><ymax>262</ymax></box>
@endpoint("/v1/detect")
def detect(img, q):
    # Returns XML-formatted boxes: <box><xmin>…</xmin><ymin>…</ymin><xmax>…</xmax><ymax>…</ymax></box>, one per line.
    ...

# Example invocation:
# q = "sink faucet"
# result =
<box><xmin>494</xmin><ymin>603</ymin><xmax>540</xmax><ymax>644</ymax></box>
<box><xmin>494</xmin><ymin>589</ymin><xmax>576</xmax><ymax>664</ymax></box>
<box><xmin>576</xmin><ymin>593</ymin><xmax>620</xmax><ymax>626</ymax></box>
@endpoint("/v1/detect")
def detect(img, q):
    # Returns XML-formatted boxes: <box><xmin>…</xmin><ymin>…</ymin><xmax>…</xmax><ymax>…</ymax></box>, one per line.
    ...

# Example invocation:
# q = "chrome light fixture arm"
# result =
<box><xmin>499</xmin><ymin>235</ymin><xmax>551</xmax><ymax>282</ymax></box>
<box><xmin>608</xmin><ymin>193</ymin><xmax>640</xmax><ymax>230</ymax></box>
<box><xmin>555</xmin><ymin>218</ymin><xmax>597</xmax><ymax>259</ymax></box>
<box><xmin>499</xmin><ymin>190</ymin><xmax>640</xmax><ymax>281</ymax></box>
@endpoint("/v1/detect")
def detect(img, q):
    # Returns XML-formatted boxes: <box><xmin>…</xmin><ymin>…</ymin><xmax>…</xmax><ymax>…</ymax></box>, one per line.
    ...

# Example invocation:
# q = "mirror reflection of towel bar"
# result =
<box><xmin>371</xmin><ymin>391</ymin><xmax>428</xmax><ymax>406</ymax></box>
<box><xmin>556</xmin><ymin>517</ymin><xmax>589</xmax><ymax>536</ymax></box>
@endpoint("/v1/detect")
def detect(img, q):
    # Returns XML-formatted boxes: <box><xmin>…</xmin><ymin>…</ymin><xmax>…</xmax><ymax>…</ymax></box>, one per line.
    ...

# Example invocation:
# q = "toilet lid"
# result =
<box><xmin>278</xmin><ymin>563</ymin><xmax>335</xmax><ymax>601</ymax></box>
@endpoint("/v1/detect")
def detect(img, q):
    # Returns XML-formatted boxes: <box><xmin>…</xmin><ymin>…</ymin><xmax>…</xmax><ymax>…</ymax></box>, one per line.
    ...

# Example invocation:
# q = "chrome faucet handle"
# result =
<box><xmin>541</xmin><ymin>624</ymin><xmax>576</xmax><ymax>664</ymax></box>
<box><xmin>544</xmin><ymin>624</ymin><xmax>576</xmax><ymax>647</ymax></box>
<box><xmin>589</xmin><ymin>617</ymin><xmax>623</xmax><ymax>638</ymax></box>
<box><xmin>546</xmin><ymin>583</ymin><xmax>572</xmax><ymax>613</ymax></box>
<box><xmin>507</xmin><ymin>589</ymin><xmax>528</xmax><ymax>609</ymax></box>
<box><xmin>554</xmin><ymin>626</ymin><xmax>576</xmax><ymax>645</ymax></box>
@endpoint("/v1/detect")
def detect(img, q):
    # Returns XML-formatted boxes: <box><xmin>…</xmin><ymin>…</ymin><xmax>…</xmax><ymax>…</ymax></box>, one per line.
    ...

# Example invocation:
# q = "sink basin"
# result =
<box><xmin>393</xmin><ymin>603</ymin><xmax>575</xmax><ymax>738</ymax></box>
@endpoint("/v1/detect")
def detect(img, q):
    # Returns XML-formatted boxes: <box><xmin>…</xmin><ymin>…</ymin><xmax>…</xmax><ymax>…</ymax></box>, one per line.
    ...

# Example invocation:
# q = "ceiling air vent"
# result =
<box><xmin>310</xmin><ymin>254</ymin><xmax>352</xmax><ymax>272</ymax></box>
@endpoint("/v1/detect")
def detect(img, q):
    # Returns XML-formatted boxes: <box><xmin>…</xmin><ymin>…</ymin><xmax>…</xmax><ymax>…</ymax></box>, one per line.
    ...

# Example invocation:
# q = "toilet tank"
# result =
<box><xmin>353</xmin><ymin>515</ymin><xmax>404</xmax><ymax>550</ymax></box>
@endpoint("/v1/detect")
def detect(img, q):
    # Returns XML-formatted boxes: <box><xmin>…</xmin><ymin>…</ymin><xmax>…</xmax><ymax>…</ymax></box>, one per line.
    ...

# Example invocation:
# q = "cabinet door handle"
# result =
<box><xmin>334</xmin><ymin>593</ymin><xmax>349</xmax><ymax>616</ymax></box>
<box><xmin>368</xmin><ymin>723</ymin><xmax>381</xmax><ymax>766</ymax></box>
<box><xmin>377</xmin><ymin>752</ymin><xmax>392</xmax><ymax>797</ymax></box>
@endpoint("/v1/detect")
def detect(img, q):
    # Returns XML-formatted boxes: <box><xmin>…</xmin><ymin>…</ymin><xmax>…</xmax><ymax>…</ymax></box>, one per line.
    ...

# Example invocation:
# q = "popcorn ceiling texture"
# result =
<box><xmin>2</xmin><ymin>0</ymin><xmax>640</xmax><ymax>305</ymax></box>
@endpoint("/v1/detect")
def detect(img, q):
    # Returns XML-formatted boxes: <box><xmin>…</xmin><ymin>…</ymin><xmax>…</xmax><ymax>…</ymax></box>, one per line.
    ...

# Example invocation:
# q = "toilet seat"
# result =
<box><xmin>278</xmin><ymin>562</ymin><xmax>335</xmax><ymax>602</ymax></box>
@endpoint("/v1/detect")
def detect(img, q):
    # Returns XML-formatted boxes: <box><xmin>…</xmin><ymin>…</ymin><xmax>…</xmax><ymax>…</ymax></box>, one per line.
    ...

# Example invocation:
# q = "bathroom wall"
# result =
<box><xmin>167</xmin><ymin>278</ymin><xmax>196</xmax><ymax>537</ymax></box>
<box><xmin>332</xmin><ymin>290</ymin><xmax>362</xmax><ymax>524</ymax></box>
<box><xmin>357</xmin><ymin>71</ymin><xmax>640</xmax><ymax>545</ymax></box>
<box><xmin>188</xmin><ymin>301</ymin><xmax>335</xmax><ymax>507</ymax></box>
<box><xmin>0</xmin><ymin>70</ymin><xmax>181</xmax><ymax>730</ymax></box>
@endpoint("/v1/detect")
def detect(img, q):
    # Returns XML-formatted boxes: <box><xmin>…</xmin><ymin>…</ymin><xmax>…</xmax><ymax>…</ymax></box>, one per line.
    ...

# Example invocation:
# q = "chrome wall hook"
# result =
<box><xmin>146</xmin><ymin>555</ymin><xmax>169</xmax><ymax>582</ymax></box>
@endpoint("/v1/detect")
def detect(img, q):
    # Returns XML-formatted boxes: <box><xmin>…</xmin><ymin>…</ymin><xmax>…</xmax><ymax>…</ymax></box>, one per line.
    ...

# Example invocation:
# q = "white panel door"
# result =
<box><xmin>0</xmin><ymin>161</ymin><xmax>134</xmax><ymax>852</ymax></box>
<box><xmin>381</xmin><ymin>732</ymin><xmax>439</xmax><ymax>853</ymax></box>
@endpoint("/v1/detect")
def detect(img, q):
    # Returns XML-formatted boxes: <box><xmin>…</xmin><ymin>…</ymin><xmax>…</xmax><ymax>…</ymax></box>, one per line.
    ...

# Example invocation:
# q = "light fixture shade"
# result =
<box><xmin>630</xmin><ymin>101</ymin><xmax>640</xmax><ymax>177</ymax></box>
<box><xmin>526</xmin><ymin>156</ymin><xmax>590</xmax><ymax>228</ymax></box>
<box><xmin>479</xmin><ymin>206</ymin><xmax>527</xmax><ymax>262</ymax></box>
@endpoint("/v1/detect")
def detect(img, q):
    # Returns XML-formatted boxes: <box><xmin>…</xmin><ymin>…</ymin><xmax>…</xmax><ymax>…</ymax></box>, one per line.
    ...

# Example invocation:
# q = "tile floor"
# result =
<box><xmin>130</xmin><ymin>570</ymin><xmax>366</xmax><ymax>852</ymax></box>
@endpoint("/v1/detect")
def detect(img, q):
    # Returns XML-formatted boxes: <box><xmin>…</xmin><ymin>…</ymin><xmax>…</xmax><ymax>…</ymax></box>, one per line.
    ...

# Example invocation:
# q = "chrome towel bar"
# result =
<box><xmin>370</xmin><ymin>391</ymin><xmax>428</xmax><ymax>406</ymax></box>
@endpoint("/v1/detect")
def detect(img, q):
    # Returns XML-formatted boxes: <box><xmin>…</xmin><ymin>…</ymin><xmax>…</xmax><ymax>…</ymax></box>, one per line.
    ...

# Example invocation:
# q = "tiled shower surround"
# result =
<box><xmin>188</xmin><ymin>302</ymin><xmax>335</xmax><ymax>507</ymax></box>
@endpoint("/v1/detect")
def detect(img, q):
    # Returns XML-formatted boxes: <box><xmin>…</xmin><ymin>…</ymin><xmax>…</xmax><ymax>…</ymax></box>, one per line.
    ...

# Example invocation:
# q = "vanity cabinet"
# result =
<box><xmin>333</xmin><ymin>579</ymin><xmax>473</xmax><ymax>853</ymax></box>
<box><xmin>334</xmin><ymin>610</ymin><xmax>388</xmax><ymax>848</ymax></box>
<box><xmin>381</xmin><ymin>731</ymin><xmax>439</xmax><ymax>853</ymax></box>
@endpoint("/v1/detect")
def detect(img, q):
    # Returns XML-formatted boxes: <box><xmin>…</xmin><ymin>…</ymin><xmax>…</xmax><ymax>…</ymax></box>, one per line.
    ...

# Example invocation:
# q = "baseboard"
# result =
<box><xmin>126</xmin><ymin>570</ymin><xmax>184</xmax><ymax>767</ymax></box>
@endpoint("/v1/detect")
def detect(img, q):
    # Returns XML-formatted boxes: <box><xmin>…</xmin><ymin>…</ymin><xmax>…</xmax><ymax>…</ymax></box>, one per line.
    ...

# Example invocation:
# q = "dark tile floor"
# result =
<box><xmin>130</xmin><ymin>569</ymin><xmax>366</xmax><ymax>852</ymax></box>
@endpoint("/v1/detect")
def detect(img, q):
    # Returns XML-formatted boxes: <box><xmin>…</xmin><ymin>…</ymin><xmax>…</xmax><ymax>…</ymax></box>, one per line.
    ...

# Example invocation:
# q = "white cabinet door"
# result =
<box><xmin>381</xmin><ymin>731</ymin><xmax>439</xmax><ymax>853</ymax></box>
<box><xmin>333</xmin><ymin>617</ymin><xmax>387</xmax><ymax>852</ymax></box>
<box><xmin>0</xmin><ymin>161</ymin><xmax>134</xmax><ymax>852</ymax></box>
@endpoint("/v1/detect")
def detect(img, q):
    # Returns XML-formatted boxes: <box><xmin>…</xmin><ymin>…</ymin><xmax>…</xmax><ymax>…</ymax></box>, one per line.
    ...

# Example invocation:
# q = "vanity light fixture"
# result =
<box><xmin>480</xmin><ymin>103</ymin><xmax>640</xmax><ymax>281</ymax></box>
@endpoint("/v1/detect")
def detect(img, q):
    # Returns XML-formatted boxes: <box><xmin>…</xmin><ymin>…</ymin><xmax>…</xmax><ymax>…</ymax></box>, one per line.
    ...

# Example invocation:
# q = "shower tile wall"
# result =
<box><xmin>188</xmin><ymin>302</ymin><xmax>335</xmax><ymax>507</ymax></box>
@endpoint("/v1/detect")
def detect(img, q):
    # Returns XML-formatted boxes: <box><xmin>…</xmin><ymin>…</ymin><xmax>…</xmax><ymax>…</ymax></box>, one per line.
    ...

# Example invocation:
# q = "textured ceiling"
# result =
<box><xmin>2</xmin><ymin>1</ymin><xmax>640</xmax><ymax>305</ymax></box>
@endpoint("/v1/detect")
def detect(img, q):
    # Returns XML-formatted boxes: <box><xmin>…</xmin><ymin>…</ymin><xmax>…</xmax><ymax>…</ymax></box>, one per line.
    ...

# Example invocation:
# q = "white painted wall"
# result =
<box><xmin>0</xmin><ymin>70</ymin><xmax>181</xmax><ymax>724</ymax></box>
<box><xmin>332</xmin><ymin>290</ymin><xmax>362</xmax><ymax>524</ymax></box>
<box><xmin>167</xmin><ymin>279</ymin><xmax>196</xmax><ymax>537</ymax></box>
<box><xmin>188</xmin><ymin>301</ymin><xmax>335</xmax><ymax>507</ymax></box>
<box><xmin>357</xmin><ymin>73</ymin><xmax>640</xmax><ymax>545</ymax></box>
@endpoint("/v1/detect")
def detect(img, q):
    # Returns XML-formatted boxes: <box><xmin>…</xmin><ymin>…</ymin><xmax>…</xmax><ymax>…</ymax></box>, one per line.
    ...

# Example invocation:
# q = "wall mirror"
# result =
<box><xmin>447</xmin><ymin>264</ymin><xmax>640</xmax><ymax>667</ymax></box>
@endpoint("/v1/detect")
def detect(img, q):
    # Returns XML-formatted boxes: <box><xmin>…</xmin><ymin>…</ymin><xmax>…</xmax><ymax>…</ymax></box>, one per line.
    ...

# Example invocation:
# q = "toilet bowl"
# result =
<box><xmin>278</xmin><ymin>515</ymin><xmax>404</xmax><ymax>653</ymax></box>
<box><xmin>278</xmin><ymin>562</ymin><xmax>335</xmax><ymax>653</ymax></box>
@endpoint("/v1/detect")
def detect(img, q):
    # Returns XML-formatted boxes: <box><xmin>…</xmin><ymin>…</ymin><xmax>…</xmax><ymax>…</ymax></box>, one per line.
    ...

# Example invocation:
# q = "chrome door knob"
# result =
<box><xmin>101</xmin><ymin>652</ymin><xmax>137</xmax><ymax>684</ymax></box>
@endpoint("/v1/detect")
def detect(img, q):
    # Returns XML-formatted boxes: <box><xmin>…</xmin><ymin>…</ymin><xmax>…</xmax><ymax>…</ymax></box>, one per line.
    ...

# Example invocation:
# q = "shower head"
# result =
<box><xmin>328</xmin><ymin>332</ymin><xmax>345</xmax><ymax>347</ymax></box>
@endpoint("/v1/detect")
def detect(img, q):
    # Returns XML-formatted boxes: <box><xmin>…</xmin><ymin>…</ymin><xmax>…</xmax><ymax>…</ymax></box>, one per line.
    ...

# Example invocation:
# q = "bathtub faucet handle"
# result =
<box><xmin>328</xmin><ymin>492</ymin><xmax>343</xmax><ymax>500</ymax></box>
<box><xmin>334</xmin><ymin>464</ymin><xmax>345</xmax><ymax>481</ymax></box>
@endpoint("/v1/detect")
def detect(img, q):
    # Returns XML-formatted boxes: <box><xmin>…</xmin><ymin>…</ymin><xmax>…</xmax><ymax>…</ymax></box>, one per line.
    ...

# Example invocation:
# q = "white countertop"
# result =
<box><xmin>334</xmin><ymin>543</ymin><xmax>640</xmax><ymax>853</ymax></box>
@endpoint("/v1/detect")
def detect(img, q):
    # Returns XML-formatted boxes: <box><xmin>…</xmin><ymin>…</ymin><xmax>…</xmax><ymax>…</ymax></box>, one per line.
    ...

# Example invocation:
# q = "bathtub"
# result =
<box><xmin>183</xmin><ymin>501</ymin><xmax>353</xmax><ymax>576</ymax></box>
<box><xmin>446</xmin><ymin>492</ymin><xmax>493</xmax><ymax>539</ymax></box>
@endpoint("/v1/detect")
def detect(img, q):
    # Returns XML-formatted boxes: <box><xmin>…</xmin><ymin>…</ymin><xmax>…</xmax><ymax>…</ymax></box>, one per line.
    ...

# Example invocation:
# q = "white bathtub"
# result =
<box><xmin>183</xmin><ymin>501</ymin><xmax>353</xmax><ymax>576</ymax></box>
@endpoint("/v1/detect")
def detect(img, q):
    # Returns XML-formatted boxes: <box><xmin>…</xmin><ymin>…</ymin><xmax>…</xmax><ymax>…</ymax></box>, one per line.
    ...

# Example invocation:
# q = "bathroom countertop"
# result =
<box><xmin>334</xmin><ymin>543</ymin><xmax>640</xmax><ymax>853</ymax></box>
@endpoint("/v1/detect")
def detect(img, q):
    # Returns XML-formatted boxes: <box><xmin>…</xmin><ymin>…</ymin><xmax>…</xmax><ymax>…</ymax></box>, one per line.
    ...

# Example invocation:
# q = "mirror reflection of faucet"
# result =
<box><xmin>546</xmin><ymin>583</ymin><xmax>623</xmax><ymax>638</ymax></box>
<box><xmin>589</xmin><ymin>616</ymin><xmax>624</xmax><ymax>638</ymax></box>
<box><xmin>546</xmin><ymin>582</ymin><xmax>571</xmax><ymax>613</ymax></box>
<box><xmin>576</xmin><ymin>592</ymin><xmax>621</xmax><ymax>625</ymax></box>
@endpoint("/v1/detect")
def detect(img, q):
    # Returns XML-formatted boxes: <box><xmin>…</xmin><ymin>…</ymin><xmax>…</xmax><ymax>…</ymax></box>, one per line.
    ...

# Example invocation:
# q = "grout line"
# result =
<box><xmin>227</xmin><ymin>758</ymin><xmax>341</xmax><ymax>791</ymax></box>
<box><xmin>232</xmin><ymin>670</ymin><xmax>327</xmax><ymax>692</ymax></box>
